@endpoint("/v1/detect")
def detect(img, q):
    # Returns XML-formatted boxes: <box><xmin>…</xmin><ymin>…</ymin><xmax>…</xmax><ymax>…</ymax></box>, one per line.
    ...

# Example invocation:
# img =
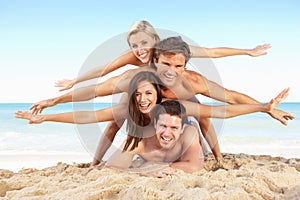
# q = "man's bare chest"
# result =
<box><xmin>140</xmin><ymin>146</ymin><xmax>182</xmax><ymax>163</ymax></box>
<box><xmin>161</xmin><ymin>86</ymin><xmax>195</xmax><ymax>100</ymax></box>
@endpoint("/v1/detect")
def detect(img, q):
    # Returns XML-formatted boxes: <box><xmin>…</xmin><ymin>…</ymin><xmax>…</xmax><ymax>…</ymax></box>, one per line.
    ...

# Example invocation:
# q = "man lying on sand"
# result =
<box><xmin>105</xmin><ymin>100</ymin><xmax>204</xmax><ymax>177</ymax></box>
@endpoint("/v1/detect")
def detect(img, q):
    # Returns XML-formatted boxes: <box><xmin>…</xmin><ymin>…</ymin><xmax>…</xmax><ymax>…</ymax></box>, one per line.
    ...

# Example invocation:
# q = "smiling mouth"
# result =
<box><xmin>139</xmin><ymin>52</ymin><xmax>148</xmax><ymax>59</ymax></box>
<box><xmin>139</xmin><ymin>103</ymin><xmax>151</xmax><ymax>110</ymax></box>
<box><xmin>163</xmin><ymin>72</ymin><xmax>176</xmax><ymax>80</ymax></box>
<box><xmin>161</xmin><ymin>135</ymin><xmax>172</xmax><ymax>142</ymax></box>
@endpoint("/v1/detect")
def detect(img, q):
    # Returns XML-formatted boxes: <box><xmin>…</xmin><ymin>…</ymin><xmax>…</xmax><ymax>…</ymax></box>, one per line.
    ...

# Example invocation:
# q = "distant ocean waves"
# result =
<box><xmin>220</xmin><ymin>135</ymin><xmax>300</xmax><ymax>158</ymax></box>
<box><xmin>1</xmin><ymin>103</ymin><xmax>114</xmax><ymax>154</ymax></box>
<box><xmin>219</xmin><ymin>103</ymin><xmax>300</xmax><ymax>158</ymax></box>
<box><xmin>1</xmin><ymin>103</ymin><xmax>299</xmax><ymax>159</ymax></box>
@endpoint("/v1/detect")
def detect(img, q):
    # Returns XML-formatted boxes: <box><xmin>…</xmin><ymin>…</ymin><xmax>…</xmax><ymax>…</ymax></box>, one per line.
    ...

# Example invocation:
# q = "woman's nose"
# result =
<box><xmin>140</xmin><ymin>94</ymin><xmax>146</xmax><ymax>101</ymax></box>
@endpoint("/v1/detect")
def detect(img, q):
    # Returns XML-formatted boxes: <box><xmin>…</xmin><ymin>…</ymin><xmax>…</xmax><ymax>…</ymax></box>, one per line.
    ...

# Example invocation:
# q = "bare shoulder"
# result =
<box><xmin>118</xmin><ymin>50</ymin><xmax>142</xmax><ymax>66</ymax></box>
<box><xmin>181</xmin><ymin>125</ymin><xmax>198</xmax><ymax>140</ymax></box>
<box><xmin>182</xmin><ymin>70</ymin><xmax>205</xmax><ymax>84</ymax></box>
<box><xmin>181</xmin><ymin>71</ymin><xmax>207</xmax><ymax>94</ymax></box>
<box><xmin>183</xmin><ymin>124</ymin><xmax>198</xmax><ymax>133</ymax></box>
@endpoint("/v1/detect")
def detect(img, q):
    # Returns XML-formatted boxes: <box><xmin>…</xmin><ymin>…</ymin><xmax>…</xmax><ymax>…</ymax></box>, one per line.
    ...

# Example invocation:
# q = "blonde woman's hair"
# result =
<box><xmin>127</xmin><ymin>20</ymin><xmax>160</xmax><ymax>45</ymax></box>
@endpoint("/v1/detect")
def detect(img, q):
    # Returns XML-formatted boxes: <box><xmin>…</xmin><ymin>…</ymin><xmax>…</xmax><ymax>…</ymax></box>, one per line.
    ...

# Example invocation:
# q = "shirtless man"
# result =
<box><xmin>30</xmin><ymin>36</ymin><xmax>294</xmax><ymax>163</ymax></box>
<box><xmin>106</xmin><ymin>100</ymin><xmax>204</xmax><ymax>176</ymax></box>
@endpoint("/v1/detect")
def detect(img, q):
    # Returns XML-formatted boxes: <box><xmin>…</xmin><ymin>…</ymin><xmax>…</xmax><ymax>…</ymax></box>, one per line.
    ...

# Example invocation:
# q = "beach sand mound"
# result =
<box><xmin>0</xmin><ymin>153</ymin><xmax>299</xmax><ymax>200</ymax></box>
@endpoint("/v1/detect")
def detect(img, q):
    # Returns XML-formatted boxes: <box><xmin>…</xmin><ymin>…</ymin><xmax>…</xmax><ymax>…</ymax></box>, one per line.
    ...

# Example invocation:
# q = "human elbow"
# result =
<box><xmin>184</xmin><ymin>159</ymin><xmax>204</xmax><ymax>173</ymax></box>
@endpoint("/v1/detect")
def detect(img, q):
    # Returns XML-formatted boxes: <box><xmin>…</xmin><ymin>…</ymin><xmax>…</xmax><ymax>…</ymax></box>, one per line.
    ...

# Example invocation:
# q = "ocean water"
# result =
<box><xmin>1</xmin><ymin>102</ymin><xmax>299</xmax><ymax>171</ymax></box>
<box><xmin>0</xmin><ymin>103</ymin><xmax>120</xmax><ymax>153</ymax></box>
<box><xmin>219</xmin><ymin>102</ymin><xmax>300</xmax><ymax>158</ymax></box>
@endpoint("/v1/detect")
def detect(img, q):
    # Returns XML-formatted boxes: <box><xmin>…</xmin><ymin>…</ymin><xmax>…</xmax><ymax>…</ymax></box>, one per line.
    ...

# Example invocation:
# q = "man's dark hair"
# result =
<box><xmin>151</xmin><ymin>36</ymin><xmax>191</xmax><ymax>69</ymax></box>
<box><xmin>150</xmin><ymin>100</ymin><xmax>187</xmax><ymax>126</ymax></box>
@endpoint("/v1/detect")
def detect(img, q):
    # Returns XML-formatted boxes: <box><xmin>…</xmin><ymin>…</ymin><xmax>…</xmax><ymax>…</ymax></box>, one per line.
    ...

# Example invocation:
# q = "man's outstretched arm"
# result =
<box><xmin>190</xmin><ymin>43</ymin><xmax>271</xmax><ymax>58</ymax></box>
<box><xmin>191</xmin><ymin>73</ymin><xmax>294</xmax><ymax>125</ymax></box>
<box><xmin>31</xmin><ymin>70</ymin><xmax>133</xmax><ymax>114</ymax></box>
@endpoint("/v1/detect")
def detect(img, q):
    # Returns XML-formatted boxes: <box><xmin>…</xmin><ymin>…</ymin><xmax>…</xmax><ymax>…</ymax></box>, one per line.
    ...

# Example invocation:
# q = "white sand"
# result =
<box><xmin>0</xmin><ymin>153</ymin><xmax>299</xmax><ymax>200</ymax></box>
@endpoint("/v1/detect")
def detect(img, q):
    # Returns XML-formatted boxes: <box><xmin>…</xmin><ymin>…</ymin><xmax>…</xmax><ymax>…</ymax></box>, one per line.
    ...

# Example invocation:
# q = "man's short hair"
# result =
<box><xmin>150</xmin><ymin>100</ymin><xmax>187</xmax><ymax>126</ymax></box>
<box><xmin>152</xmin><ymin>36</ymin><xmax>191</xmax><ymax>65</ymax></box>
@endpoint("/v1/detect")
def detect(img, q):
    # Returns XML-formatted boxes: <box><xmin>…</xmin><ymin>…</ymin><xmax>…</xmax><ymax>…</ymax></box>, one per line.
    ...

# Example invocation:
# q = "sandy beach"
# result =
<box><xmin>1</xmin><ymin>153</ymin><xmax>299</xmax><ymax>200</ymax></box>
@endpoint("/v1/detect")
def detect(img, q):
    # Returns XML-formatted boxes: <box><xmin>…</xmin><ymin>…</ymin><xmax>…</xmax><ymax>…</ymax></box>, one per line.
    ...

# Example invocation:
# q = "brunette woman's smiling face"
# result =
<box><xmin>135</xmin><ymin>80</ymin><xmax>158</xmax><ymax>115</ymax></box>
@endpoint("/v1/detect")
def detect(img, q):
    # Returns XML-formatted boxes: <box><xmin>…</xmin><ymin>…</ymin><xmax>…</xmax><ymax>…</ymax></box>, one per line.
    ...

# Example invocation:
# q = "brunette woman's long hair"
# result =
<box><xmin>123</xmin><ymin>71</ymin><xmax>162</xmax><ymax>151</ymax></box>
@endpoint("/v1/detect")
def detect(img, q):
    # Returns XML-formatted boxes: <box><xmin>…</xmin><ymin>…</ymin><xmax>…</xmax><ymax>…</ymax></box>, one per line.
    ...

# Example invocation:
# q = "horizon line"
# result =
<box><xmin>1</xmin><ymin>101</ymin><xmax>299</xmax><ymax>104</ymax></box>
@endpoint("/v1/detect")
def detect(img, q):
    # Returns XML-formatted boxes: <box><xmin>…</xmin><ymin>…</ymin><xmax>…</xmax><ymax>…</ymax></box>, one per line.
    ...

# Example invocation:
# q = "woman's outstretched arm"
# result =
<box><xmin>15</xmin><ymin>103</ymin><xmax>127</xmax><ymax>124</ymax></box>
<box><xmin>55</xmin><ymin>50</ymin><xmax>141</xmax><ymax>91</ymax></box>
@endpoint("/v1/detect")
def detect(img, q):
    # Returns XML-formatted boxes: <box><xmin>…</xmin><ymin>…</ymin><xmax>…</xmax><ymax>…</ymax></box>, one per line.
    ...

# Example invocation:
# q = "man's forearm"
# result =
<box><xmin>206</xmin><ymin>47</ymin><xmax>250</xmax><ymax>58</ymax></box>
<box><xmin>190</xmin><ymin>46</ymin><xmax>250</xmax><ymax>58</ymax></box>
<box><xmin>227</xmin><ymin>90</ymin><xmax>261</xmax><ymax>105</ymax></box>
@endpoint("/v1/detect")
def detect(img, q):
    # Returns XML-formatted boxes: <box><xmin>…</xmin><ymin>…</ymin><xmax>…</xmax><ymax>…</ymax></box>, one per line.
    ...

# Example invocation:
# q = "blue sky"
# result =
<box><xmin>1</xmin><ymin>0</ymin><xmax>299</xmax><ymax>102</ymax></box>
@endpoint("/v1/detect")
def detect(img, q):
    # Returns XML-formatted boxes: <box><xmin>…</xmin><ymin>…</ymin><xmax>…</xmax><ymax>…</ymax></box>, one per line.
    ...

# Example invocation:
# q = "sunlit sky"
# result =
<box><xmin>1</xmin><ymin>0</ymin><xmax>299</xmax><ymax>103</ymax></box>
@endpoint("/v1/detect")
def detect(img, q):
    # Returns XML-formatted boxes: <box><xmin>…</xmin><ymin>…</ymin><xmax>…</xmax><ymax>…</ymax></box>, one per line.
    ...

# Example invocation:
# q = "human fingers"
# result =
<box><xmin>14</xmin><ymin>111</ymin><xmax>30</xmax><ymax>120</ymax></box>
<box><xmin>260</xmin><ymin>43</ymin><xmax>271</xmax><ymax>50</ymax></box>
<box><xmin>14</xmin><ymin>110</ymin><xmax>23</xmax><ymax>118</ymax></box>
<box><xmin>256</xmin><ymin>43</ymin><xmax>271</xmax><ymax>50</ymax></box>
<box><xmin>54</xmin><ymin>80</ymin><xmax>64</xmax><ymax>87</ymax></box>
<box><xmin>30</xmin><ymin>105</ymin><xmax>39</xmax><ymax>115</ymax></box>
<box><xmin>29</xmin><ymin>103</ymin><xmax>38</xmax><ymax>111</ymax></box>
<box><xmin>31</xmin><ymin>105</ymin><xmax>43</xmax><ymax>115</ymax></box>
<box><xmin>38</xmin><ymin>107</ymin><xmax>44</xmax><ymax>114</ymax></box>
<box><xmin>59</xmin><ymin>85</ymin><xmax>71</xmax><ymax>92</ymax></box>
<box><xmin>274</xmin><ymin>88</ymin><xmax>290</xmax><ymax>104</ymax></box>
<box><xmin>54</xmin><ymin>79</ymin><xmax>70</xmax><ymax>87</ymax></box>
<box><xmin>279</xmin><ymin>118</ymin><xmax>288</xmax><ymax>126</ymax></box>
<box><xmin>276</xmin><ymin>112</ymin><xmax>294</xmax><ymax>126</ymax></box>
<box><xmin>284</xmin><ymin>114</ymin><xmax>295</xmax><ymax>120</ymax></box>
<box><xmin>251</xmin><ymin>43</ymin><xmax>271</xmax><ymax>56</ymax></box>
